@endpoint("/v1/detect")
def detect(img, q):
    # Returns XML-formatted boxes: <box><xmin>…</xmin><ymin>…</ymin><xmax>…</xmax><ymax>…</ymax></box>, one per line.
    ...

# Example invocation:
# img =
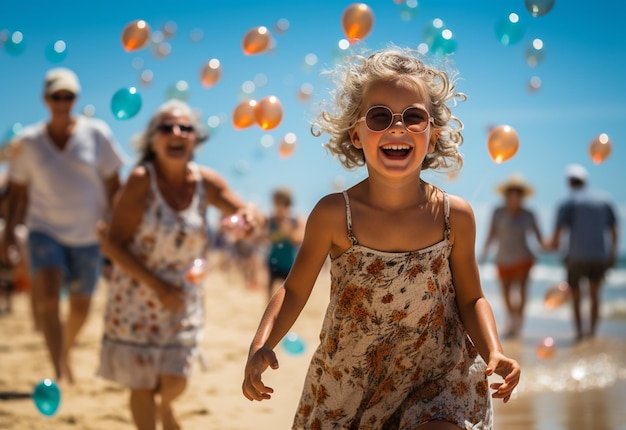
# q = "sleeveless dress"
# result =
<box><xmin>98</xmin><ymin>162</ymin><xmax>209</xmax><ymax>389</ymax></box>
<box><xmin>292</xmin><ymin>190</ymin><xmax>492</xmax><ymax>430</ymax></box>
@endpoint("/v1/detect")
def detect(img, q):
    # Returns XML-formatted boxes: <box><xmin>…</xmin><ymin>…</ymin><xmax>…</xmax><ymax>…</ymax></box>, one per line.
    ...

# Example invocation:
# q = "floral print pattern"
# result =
<box><xmin>292</xmin><ymin>191</ymin><xmax>492</xmax><ymax>429</ymax></box>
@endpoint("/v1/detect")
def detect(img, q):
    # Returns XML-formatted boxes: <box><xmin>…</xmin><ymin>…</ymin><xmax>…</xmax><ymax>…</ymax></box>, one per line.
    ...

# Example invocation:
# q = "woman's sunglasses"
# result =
<box><xmin>156</xmin><ymin>123</ymin><xmax>195</xmax><ymax>135</ymax></box>
<box><xmin>49</xmin><ymin>94</ymin><xmax>76</xmax><ymax>102</ymax></box>
<box><xmin>357</xmin><ymin>105</ymin><xmax>433</xmax><ymax>134</ymax></box>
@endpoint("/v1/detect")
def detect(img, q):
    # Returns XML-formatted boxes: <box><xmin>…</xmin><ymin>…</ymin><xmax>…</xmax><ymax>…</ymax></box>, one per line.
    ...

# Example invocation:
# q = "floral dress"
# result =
<box><xmin>292</xmin><ymin>190</ymin><xmax>492</xmax><ymax>430</ymax></box>
<box><xmin>98</xmin><ymin>162</ymin><xmax>209</xmax><ymax>389</ymax></box>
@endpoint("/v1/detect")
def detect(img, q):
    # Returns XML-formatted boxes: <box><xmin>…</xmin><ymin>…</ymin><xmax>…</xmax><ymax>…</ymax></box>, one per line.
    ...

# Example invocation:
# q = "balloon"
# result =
<box><xmin>153</xmin><ymin>42</ymin><xmax>171</xmax><ymax>59</ymax></box>
<box><xmin>525</xmin><ymin>38</ymin><xmax>545</xmax><ymax>67</ymax></box>
<box><xmin>279</xmin><ymin>133</ymin><xmax>297</xmax><ymax>159</ymax></box>
<box><xmin>423</xmin><ymin>18</ymin><xmax>444</xmax><ymax>47</ymax></box>
<box><xmin>242</xmin><ymin>26</ymin><xmax>271</xmax><ymax>55</ymax></box>
<box><xmin>200</xmin><ymin>59</ymin><xmax>222</xmax><ymax>88</ymax></box>
<box><xmin>140</xmin><ymin>69</ymin><xmax>154</xmax><ymax>86</ymax></box>
<box><xmin>281</xmin><ymin>332</ymin><xmax>306</xmax><ymax>355</ymax></box>
<box><xmin>527</xmin><ymin>76</ymin><xmax>542</xmax><ymax>93</ymax></box>
<box><xmin>166</xmin><ymin>80</ymin><xmax>189</xmax><ymax>101</ymax></box>
<box><xmin>33</xmin><ymin>378</ymin><xmax>61</xmax><ymax>417</ymax></box>
<box><xmin>275</xmin><ymin>18</ymin><xmax>290</xmax><ymax>34</ymax></box>
<box><xmin>162</xmin><ymin>21</ymin><xmax>177</xmax><ymax>39</ymax></box>
<box><xmin>342</xmin><ymin>3</ymin><xmax>374</xmax><ymax>42</ymax></box>
<box><xmin>110</xmin><ymin>87</ymin><xmax>142</xmax><ymax>120</ymax></box>
<box><xmin>121</xmin><ymin>20</ymin><xmax>151</xmax><ymax>52</ymax></box>
<box><xmin>45</xmin><ymin>40</ymin><xmax>67</xmax><ymax>63</ymax></box>
<box><xmin>185</xmin><ymin>258</ymin><xmax>209</xmax><ymax>283</ymax></box>
<box><xmin>536</xmin><ymin>337</ymin><xmax>557</xmax><ymax>360</ymax></box>
<box><xmin>495</xmin><ymin>13</ymin><xmax>525</xmax><ymax>46</ymax></box>
<box><xmin>543</xmin><ymin>282</ymin><xmax>570</xmax><ymax>310</ymax></box>
<box><xmin>5</xmin><ymin>31</ymin><xmax>26</xmax><ymax>56</ymax></box>
<box><xmin>487</xmin><ymin>125</ymin><xmax>519</xmax><ymax>163</ymax></box>
<box><xmin>255</xmin><ymin>96</ymin><xmax>283</xmax><ymax>130</ymax></box>
<box><xmin>430</xmin><ymin>27</ymin><xmax>457</xmax><ymax>56</ymax></box>
<box><xmin>524</xmin><ymin>0</ymin><xmax>555</xmax><ymax>17</ymax></box>
<box><xmin>232</xmin><ymin>99</ymin><xmax>257</xmax><ymax>129</ymax></box>
<box><xmin>589</xmin><ymin>133</ymin><xmax>612</xmax><ymax>164</ymax></box>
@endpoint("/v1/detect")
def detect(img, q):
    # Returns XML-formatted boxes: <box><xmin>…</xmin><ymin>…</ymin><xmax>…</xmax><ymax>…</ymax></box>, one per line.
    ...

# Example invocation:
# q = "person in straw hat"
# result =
<box><xmin>480</xmin><ymin>173</ymin><xmax>545</xmax><ymax>338</ymax></box>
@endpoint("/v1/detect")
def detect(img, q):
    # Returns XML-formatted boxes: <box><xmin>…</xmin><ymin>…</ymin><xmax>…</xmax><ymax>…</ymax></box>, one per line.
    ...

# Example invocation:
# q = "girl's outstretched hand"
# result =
<box><xmin>242</xmin><ymin>346</ymin><xmax>280</xmax><ymax>401</ymax></box>
<box><xmin>485</xmin><ymin>351</ymin><xmax>521</xmax><ymax>403</ymax></box>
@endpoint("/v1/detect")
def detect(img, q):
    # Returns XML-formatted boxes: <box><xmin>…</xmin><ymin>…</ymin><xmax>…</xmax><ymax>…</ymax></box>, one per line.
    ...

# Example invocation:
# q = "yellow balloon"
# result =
<box><xmin>589</xmin><ymin>133</ymin><xmax>612</xmax><ymax>164</ymax></box>
<box><xmin>121</xmin><ymin>20</ymin><xmax>151</xmax><ymax>52</ymax></box>
<box><xmin>487</xmin><ymin>125</ymin><xmax>519</xmax><ymax>163</ymax></box>
<box><xmin>342</xmin><ymin>3</ymin><xmax>374</xmax><ymax>42</ymax></box>
<box><xmin>232</xmin><ymin>100</ymin><xmax>257</xmax><ymax>130</ymax></box>
<box><xmin>242</xmin><ymin>26</ymin><xmax>271</xmax><ymax>55</ymax></box>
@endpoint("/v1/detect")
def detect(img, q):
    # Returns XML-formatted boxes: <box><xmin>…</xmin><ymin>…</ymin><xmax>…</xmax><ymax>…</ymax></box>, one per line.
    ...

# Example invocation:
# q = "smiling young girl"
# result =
<box><xmin>242</xmin><ymin>47</ymin><xmax>520</xmax><ymax>429</ymax></box>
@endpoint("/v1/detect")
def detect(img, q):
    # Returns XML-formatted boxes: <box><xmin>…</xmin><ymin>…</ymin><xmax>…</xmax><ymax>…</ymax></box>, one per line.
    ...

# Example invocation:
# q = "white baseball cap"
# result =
<box><xmin>565</xmin><ymin>164</ymin><xmax>588</xmax><ymax>181</ymax></box>
<box><xmin>44</xmin><ymin>67</ymin><xmax>81</xmax><ymax>95</ymax></box>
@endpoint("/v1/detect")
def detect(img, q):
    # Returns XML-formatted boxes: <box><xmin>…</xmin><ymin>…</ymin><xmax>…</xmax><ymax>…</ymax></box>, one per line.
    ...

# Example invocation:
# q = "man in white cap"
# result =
<box><xmin>546</xmin><ymin>164</ymin><xmax>618</xmax><ymax>341</ymax></box>
<box><xmin>0</xmin><ymin>67</ymin><xmax>126</xmax><ymax>384</ymax></box>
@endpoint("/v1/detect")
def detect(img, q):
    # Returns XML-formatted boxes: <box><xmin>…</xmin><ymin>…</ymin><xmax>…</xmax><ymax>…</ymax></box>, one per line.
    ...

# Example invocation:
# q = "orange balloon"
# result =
<box><xmin>536</xmin><ymin>337</ymin><xmax>557</xmax><ymax>360</ymax></box>
<box><xmin>342</xmin><ymin>3</ymin><xmax>374</xmax><ymax>42</ymax></box>
<box><xmin>121</xmin><ymin>20</ymin><xmax>151</xmax><ymax>52</ymax></box>
<box><xmin>487</xmin><ymin>125</ymin><xmax>519</xmax><ymax>163</ymax></box>
<box><xmin>279</xmin><ymin>133</ymin><xmax>297</xmax><ymax>158</ymax></box>
<box><xmin>589</xmin><ymin>133</ymin><xmax>612</xmax><ymax>164</ymax></box>
<box><xmin>200</xmin><ymin>59</ymin><xmax>222</xmax><ymax>88</ymax></box>
<box><xmin>232</xmin><ymin>99</ymin><xmax>257</xmax><ymax>129</ymax></box>
<box><xmin>255</xmin><ymin>96</ymin><xmax>283</xmax><ymax>130</ymax></box>
<box><xmin>242</xmin><ymin>26</ymin><xmax>271</xmax><ymax>55</ymax></box>
<box><xmin>543</xmin><ymin>282</ymin><xmax>570</xmax><ymax>310</ymax></box>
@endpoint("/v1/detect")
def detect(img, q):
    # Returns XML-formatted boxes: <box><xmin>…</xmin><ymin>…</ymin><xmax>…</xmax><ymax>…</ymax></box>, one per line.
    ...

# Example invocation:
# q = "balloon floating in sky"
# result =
<box><xmin>255</xmin><ymin>96</ymin><xmax>283</xmax><ymax>130</ymax></box>
<box><xmin>242</xmin><ymin>26</ymin><xmax>271</xmax><ymax>55</ymax></box>
<box><xmin>342</xmin><ymin>3</ymin><xmax>374</xmax><ymax>43</ymax></box>
<box><xmin>279</xmin><ymin>133</ymin><xmax>297</xmax><ymax>159</ymax></box>
<box><xmin>110</xmin><ymin>87</ymin><xmax>142</xmax><ymax>120</ymax></box>
<box><xmin>495</xmin><ymin>13</ymin><xmax>525</xmax><ymax>46</ymax></box>
<box><xmin>5</xmin><ymin>31</ymin><xmax>26</xmax><ymax>56</ymax></box>
<box><xmin>527</xmin><ymin>76</ymin><xmax>542</xmax><ymax>93</ymax></box>
<box><xmin>166</xmin><ymin>80</ymin><xmax>190</xmax><ymax>101</ymax></box>
<box><xmin>525</xmin><ymin>39</ymin><xmax>545</xmax><ymax>67</ymax></box>
<box><xmin>200</xmin><ymin>59</ymin><xmax>222</xmax><ymax>88</ymax></box>
<box><xmin>297</xmin><ymin>83</ymin><xmax>314</xmax><ymax>102</ymax></box>
<box><xmin>524</xmin><ymin>0</ymin><xmax>555</xmax><ymax>17</ymax></box>
<box><xmin>429</xmin><ymin>26</ymin><xmax>457</xmax><ymax>57</ymax></box>
<box><xmin>121</xmin><ymin>20</ymin><xmax>151</xmax><ymax>52</ymax></box>
<box><xmin>185</xmin><ymin>258</ymin><xmax>209</xmax><ymax>284</ymax></box>
<box><xmin>233</xmin><ymin>99</ymin><xmax>257</xmax><ymax>129</ymax></box>
<box><xmin>536</xmin><ymin>337</ymin><xmax>557</xmax><ymax>360</ymax></box>
<box><xmin>282</xmin><ymin>332</ymin><xmax>306</xmax><ymax>355</ymax></box>
<box><xmin>45</xmin><ymin>40</ymin><xmax>67</xmax><ymax>63</ymax></box>
<box><xmin>487</xmin><ymin>125</ymin><xmax>519</xmax><ymax>163</ymax></box>
<box><xmin>543</xmin><ymin>282</ymin><xmax>570</xmax><ymax>310</ymax></box>
<box><xmin>33</xmin><ymin>378</ymin><xmax>61</xmax><ymax>417</ymax></box>
<box><xmin>589</xmin><ymin>133</ymin><xmax>612</xmax><ymax>164</ymax></box>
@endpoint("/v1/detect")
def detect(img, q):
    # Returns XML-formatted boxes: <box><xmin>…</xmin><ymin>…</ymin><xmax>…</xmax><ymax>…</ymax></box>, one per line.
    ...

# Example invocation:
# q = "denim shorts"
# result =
<box><xmin>28</xmin><ymin>231</ymin><xmax>102</xmax><ymax>296</ymax></box>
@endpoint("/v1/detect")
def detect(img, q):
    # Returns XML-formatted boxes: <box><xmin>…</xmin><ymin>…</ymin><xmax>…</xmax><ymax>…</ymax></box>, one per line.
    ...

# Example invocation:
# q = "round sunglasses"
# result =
<box><xmin>357</xmin><ymin>105</ymin><xmax>433</xmax><ymax>134</ymax></box>
<box><xmin>156</xmin><ymin>123</ymin><xmax>195</xmax><ymax>135</ymax></box>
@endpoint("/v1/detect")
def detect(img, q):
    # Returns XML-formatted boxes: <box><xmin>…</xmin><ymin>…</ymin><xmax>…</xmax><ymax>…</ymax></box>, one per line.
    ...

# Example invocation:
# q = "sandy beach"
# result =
<box><xmin>1</xmin><ymin>258</ymin><xmax>625</xmax><ymax>430</ymax></box>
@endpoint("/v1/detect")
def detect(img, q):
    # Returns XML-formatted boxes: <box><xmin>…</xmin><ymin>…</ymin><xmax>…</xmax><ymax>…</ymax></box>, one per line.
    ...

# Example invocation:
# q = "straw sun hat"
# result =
<box><xmin>496</xmin><ymin>173</ymin><xmax>534</xmax><ymax>197</ymax></box>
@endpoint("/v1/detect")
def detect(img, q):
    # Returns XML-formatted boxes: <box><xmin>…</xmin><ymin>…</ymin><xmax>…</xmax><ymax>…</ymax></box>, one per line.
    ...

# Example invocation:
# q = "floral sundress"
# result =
<box><xmin>98</xmin><ymin>161</ymin><xmax>209</xmax><ymax>389</ymax></box>
<box><xmin>292</xmin><ymin>190</ymin><xmax>492</xmax><ymax>429</ymax></box>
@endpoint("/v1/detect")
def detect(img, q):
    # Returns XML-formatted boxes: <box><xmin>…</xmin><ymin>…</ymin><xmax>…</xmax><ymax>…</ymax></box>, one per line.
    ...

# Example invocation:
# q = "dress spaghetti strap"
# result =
<box><xmin>341</xmin><ymin>191</ymin><xmax>358</xmax><ymax>246</ymax></box>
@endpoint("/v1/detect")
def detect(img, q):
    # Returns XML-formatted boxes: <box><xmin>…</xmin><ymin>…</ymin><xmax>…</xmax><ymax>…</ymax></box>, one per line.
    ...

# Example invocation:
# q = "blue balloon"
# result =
<box><xmin>495</xmin><ymin>13</ymin><xmax>525</xmax><ymax>46</ymax></box>
<box><xmin>5</xmin><ymin>31</ymin><xmax>26</xmax><ymax>56</ymax></box>
<box><xmin>45</xmin><ymin>40</ymin><xmax>68</xmax><ymax>63</ymax></box>
<box><xmin>111</xmin><ymin>87</ymin><xmax>142</xmax><ymax>120</ymax></box>
<box><xmin>281</xmin><ymin>332</ymin><xmax>306</xmax><ymax>355</ymax></box>
<box><xmin>33</xmin><ymin>379</ymin><xmax>61</xmax><ymax>417</ymax></box>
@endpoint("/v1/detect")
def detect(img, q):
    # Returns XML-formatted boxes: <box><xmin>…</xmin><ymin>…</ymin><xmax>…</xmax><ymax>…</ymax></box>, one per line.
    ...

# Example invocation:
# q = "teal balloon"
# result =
<box><xmin>33</xmin><ymin>379</ymin><xmax>61</xmax><ymax>417</ymax></box>
<box><xmin>281</xmin><ymin>332</ymin><xmax>306</xmax><ymax>355</ymax></box>
<box><xmin>5</xmin><ymin>31</ymin><xmax>26</xmax><ymax>56</ymax></box>
<box><xmin>423</xmin><ymin>18</ymin><xmax>445</xmax><ymax>47</ymax></box>
<box><xmin>45</xmin><ymin>40</ymin><xmax>68</xmax><ymax>63</ymax></box>
<box><xmin>524</xmin><ymin>0</ymin><xmax>555</xmax><ymax>17</ymax></box>
<box><xmin>495</xmin><ymin>13</ymin><xmax>525</xmax><ymax>46</ymax></box>
<box><xmin>111</xmin><ymin>87</ymin><xmax>142</xmax><ymax>120</ymax></box>
<box><xmin>430</xmin><ymin>30</ymin><xmax>457</xmax><ymax>56</ymax></box>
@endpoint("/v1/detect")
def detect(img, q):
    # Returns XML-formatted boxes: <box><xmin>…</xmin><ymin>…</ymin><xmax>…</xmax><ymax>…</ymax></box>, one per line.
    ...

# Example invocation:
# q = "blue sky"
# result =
<box><xmin>1</xmin><ymin>0</ymin><xmax>625</xmax><ymax>251</ymax></box>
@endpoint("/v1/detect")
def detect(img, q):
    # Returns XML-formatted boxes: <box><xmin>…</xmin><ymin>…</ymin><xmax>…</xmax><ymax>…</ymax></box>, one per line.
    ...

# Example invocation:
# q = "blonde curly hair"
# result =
<box><xmin>311</xmin><ymin>46</ymin><xmax>466</xmax><ymax>172</ymax></box>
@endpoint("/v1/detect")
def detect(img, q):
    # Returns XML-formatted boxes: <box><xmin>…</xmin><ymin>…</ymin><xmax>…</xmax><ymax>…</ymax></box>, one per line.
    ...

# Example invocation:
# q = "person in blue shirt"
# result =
<box><xmin>547</xmin><ymin>164</ymin><xmax>618</xmax><ymax>341</ymax></box>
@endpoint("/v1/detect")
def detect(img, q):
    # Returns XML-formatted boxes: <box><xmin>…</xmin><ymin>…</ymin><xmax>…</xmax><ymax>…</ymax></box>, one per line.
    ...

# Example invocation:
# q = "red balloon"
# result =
<box><xmin>232</xmin><ymin>100</ymin><xmax>257</xmax><ymax>129</ymax></box>
<box><xmin>255</xmin><ymin>96</ymin><xmax>283</xmax><ymax>130</ymax></box>
<box><xmin>242</xmin><ymin>26</ymin><xmax>271</xmax><ymax>55</ymax></box>
<box><xmin>121</xmin><ymin>20</ymin><xmax>151</xmax><ymax>52</ymax></box>
<box><xmin>487</xmin><ymin>125</ymin><xmax>519</xmax><ymax>163</ymax></box>
<box><xmin>589</xmin><ymin>133</ymin><xmax>612</xmax><ymax>164</ymax></box>
<box><xmin>342</xmin><ymin>3</ymin><xmax>374</xmax><ymax>42</ymax></box>
<box><xmin>200</xmin><ymin>59</ymin><xmax>222</xmax><ymax>88</ymax></box>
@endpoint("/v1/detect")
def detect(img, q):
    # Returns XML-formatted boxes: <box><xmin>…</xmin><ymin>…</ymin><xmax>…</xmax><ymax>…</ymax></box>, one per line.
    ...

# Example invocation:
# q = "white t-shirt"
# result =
<box><xmin>9</xmin><ymin>116</ymin><xmax>125</xmax><ymax>245</ymax></box>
